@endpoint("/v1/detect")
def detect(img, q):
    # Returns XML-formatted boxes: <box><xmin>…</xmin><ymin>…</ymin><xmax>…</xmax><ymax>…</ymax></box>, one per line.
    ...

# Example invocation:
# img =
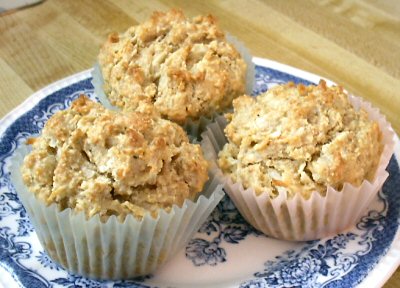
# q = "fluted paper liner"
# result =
<box><xmin>10</xmin><ymin>144</ymin><xmax>225</xmax><ymax>280</ymax></box>
<box><xmin>201</xmin><ymin>94</ymin><xmax>395</xmax><ymax>241</ymax></box>
<box><xmin>91</xmin><ymin>33</ymin><xmax>255</xmax><ymax>140</ymax></box>
<box><xmin>225</xmin><ymin>33</ymin><xmax>255</xmax><ymax>95</ymax></box>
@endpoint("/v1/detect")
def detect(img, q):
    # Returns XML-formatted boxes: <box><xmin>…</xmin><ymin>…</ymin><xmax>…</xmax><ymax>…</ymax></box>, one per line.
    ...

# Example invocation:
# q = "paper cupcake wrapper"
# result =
<box><xmin>91</xmin><ymin>33</ymin><xmax>254</xmax><ymax>140</ymax></box>
<box><xmin>201</xmin><ymin>94</ymin><xmax>395</xmax><ymax>241</ymax></box>
<box><xmin>183</xmin><ymin>112</ymin><xmax>226</xmax><ymax>143</ymax></box>
<box><xmin>10</xmin><ymin>144</ymin><xmax>225</xmax><ymax>279</ymax></box>
<box><xmin>92</xmin><ymin>62</ymin><xmax>116</xmax><ymax>112</ymax></box>
<box><xmin>225</xmin><ymin>33</ymin><xmax>255</xmax><ymax>95</ymax></box>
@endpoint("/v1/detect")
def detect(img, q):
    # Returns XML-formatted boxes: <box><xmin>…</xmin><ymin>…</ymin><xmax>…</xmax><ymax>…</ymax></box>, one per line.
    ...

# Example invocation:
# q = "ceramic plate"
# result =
<box><xmin>0</xmin><ymin>58</ymin><xmax>399</xmax><ymax>288</ymax></box>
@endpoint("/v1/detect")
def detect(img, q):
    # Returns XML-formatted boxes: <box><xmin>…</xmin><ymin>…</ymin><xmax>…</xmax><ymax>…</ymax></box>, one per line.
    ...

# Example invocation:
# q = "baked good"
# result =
<box><xmin>98</xmin><ymin>9</ymin><xmax>247</xmax><ymax>124</ymax></box>
<box><xmin>218</xmin><ymin>80</ymin><xmax>382</xmax><ymax>199</ymax></box>
<box><xmin>21</xmin><ymin>96</ymin><xmax>208</xmax><ymax>222</ymax></box>
<box><xmin>12</xmin><ymin>95</ymin><xmax>225</xmax><ymax>279</ymax></box>
<box><xmin>201</xmin><ymin>80</ymin><xmax>394</xmax><ymax>241</ymax></box>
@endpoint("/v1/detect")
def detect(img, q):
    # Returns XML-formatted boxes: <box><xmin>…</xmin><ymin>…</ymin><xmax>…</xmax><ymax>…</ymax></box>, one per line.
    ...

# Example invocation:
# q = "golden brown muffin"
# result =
<box><xmin>218</xmin><ymin>80</ymin><xmax>383</xmax><ymax>199</ymax></box>
<box><xmin>21</xmin><ymin>96</ymin><xmax>208</xmax><ymax>222</ymax></box>
<box><xmin>98</xmin><ymin>9</ymin><xmax>247</xmax><ymax>124</ymax></box>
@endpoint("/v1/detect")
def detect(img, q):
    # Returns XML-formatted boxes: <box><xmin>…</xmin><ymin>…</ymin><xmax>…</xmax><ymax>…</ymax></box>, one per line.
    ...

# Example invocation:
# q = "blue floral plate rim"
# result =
<box><xmin>0</xmin><ymin>57</ymin><xmax>399</xmax><ymax>288</ymax></box>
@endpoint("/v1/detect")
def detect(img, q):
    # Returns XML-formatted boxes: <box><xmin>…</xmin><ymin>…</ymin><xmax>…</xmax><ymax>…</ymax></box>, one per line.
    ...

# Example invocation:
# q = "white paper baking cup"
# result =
<box><xmin>201</xmin><ymin>95</ymin><xmax>395</xmax><ymax>241</ymax></box>
<box><xmin>91</xmin><ymin>33</ymin><xmax>254</xmax><ymax>140</ymax></box>
<box><xmin>92</xmin><ymin>62</ymin><xmax>115</xmax><ymax>111</ymax></box>
<box><xmin>225</xmin><ymin>33</ymin><xmax>254</xmax><ymax>95</ymax></box>
<box><xmin>10</xmin><ymin>144</ymin><xmax>225</xmax><ymax>279</ymax></box>
<box><xmin>182</xmin><ymin>112</ymin><xmax>225</xmax><ymax>143</ymax></box>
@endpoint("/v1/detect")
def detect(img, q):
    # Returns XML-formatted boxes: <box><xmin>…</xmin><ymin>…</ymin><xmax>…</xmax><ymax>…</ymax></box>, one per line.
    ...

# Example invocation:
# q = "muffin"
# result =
<box><xmin>202</xmin><ymin>80</ymin><xmax>395</xmax><ymax>241</ymax></box>
<box><xmin>95</xmin><ymin>9</ymin><xmax>253</xmax><ymax>126</ymax></box>
<box><xmin>11</xmin><ymin>96</ymin><xmax>225</xmax><ymax>279</ymax></box>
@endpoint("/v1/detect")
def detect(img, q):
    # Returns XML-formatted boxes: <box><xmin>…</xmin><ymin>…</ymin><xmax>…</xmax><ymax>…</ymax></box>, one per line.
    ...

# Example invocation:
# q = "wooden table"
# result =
<box><xmin>0</xmin><ymin>0</ymin><xmax>399</xmax><ymax>286</ymax></box>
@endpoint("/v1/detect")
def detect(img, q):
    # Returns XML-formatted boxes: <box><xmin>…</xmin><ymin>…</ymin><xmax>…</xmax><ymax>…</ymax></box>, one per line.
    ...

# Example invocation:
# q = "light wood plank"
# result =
<box><xmin>0</xmin><ymin>13</ymin><xmax>77</xmax><ymax>90</ymax></box>
<box><xmin>0</xmin><ymin>57</ymin><xmax>33</xmax><ymax>117</ymax></box>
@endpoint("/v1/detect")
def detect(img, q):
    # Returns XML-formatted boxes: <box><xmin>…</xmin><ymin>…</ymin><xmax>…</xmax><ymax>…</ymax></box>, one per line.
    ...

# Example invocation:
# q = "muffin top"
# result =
<box><xmin>218</xmin><ymin>80</ymin><xmax>382</xmax><ymax>199</ymax></box>
<box><xmin>98</xmin><ymin>9</ymin><xmax>247</xmax><ymax>124</ymax></box>
<box><xmin>21</xmin><ymin>96</ymin><xmax>208</xmax><ymax>221</ymax></box>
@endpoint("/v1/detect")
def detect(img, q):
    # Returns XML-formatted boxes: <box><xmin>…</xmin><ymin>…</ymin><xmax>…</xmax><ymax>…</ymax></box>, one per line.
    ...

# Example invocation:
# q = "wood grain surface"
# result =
<box><xmin>0</xmin><ymin>0</ymin><xmax>399</xmax><ymax>286</ymax></box>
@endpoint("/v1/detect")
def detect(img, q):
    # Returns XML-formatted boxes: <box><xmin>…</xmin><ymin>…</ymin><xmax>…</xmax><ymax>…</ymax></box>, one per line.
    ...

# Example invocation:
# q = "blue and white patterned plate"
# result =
<box><xmin>0</xmin><ymin>58</ymin><xmax>399</xmax><ymax>288</ymax></box>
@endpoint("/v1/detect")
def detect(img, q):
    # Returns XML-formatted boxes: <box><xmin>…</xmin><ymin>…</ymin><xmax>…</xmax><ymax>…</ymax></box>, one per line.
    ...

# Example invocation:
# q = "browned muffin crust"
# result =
<box><xmin>21</xmin><ymin>96</ymin><xmax>208</xmax><ymax>221</ymax></box>
<box><xmin>218</xmin><ymin>80</ymin><xmax>382</xmax><ymax>199</ymax></box>
<box><xmin>98</xmin><ymin>9</ymin><xmax>247</xmax><ymax>124</ymax></box>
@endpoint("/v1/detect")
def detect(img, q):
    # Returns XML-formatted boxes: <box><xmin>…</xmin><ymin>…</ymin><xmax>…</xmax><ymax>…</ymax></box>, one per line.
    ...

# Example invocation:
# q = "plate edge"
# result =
<box><xmin>0</xmin><ymin>60</ymin><xmax>399</xmax><ymax>288</ymax></box>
